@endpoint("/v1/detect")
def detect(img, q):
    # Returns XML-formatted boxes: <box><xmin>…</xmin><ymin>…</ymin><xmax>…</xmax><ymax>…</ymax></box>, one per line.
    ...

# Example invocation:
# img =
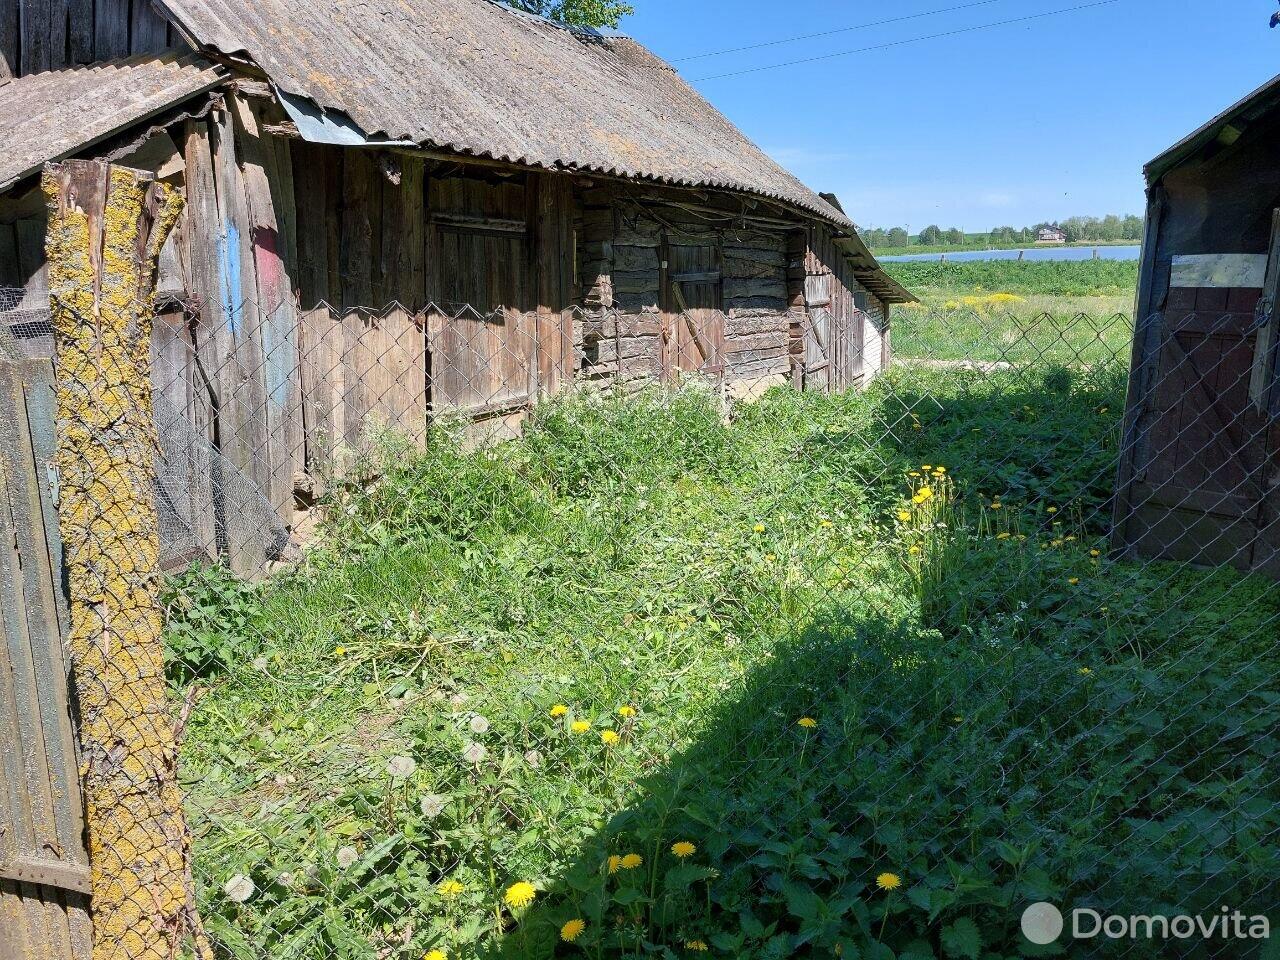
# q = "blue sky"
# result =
<box><xmin>619</xmin><ymin>0</ymin><xmax>1280</xmax><ymax>232</ymax></box>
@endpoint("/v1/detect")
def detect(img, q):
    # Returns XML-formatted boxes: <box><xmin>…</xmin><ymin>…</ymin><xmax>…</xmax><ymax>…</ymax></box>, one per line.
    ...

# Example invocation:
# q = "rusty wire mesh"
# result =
<box><xmin>25</xmin><ymin>291</ymin><xmax>1280</xmax><ymax>959</ymax></box>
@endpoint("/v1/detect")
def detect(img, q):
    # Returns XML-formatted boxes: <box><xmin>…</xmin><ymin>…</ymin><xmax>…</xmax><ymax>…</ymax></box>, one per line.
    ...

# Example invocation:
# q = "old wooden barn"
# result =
<box><xmin>1114</xmin><ymin>73</ymin><xmax>1280</xmax><ymax>579</ymax></box>
<box><xmin>0</xmin><ymin>0</ymin><xmax>912</xmax><ymax>575</ymax></box>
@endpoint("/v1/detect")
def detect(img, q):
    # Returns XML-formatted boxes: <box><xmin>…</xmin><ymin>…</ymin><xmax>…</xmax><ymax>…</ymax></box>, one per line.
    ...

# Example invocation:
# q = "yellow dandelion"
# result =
<box><xmin>922</xmin><ymin>464</ymin><xmax>933</xmax><ymax>470</ymax></box>
<box><xmin>764</xmin><ymin>553</ymin><xmax>776</xmax><ymax>563</ymax></box>
<box><xmin>334</xmin><ymin>646</ymin><xmax>347</xmax><ymax>656</ymax></box>
<box><xmin>1068</xmin><ymin>577</ymin><xmax>1080</xmax><ymax>585</ymax></box>
<box><xmin>503</xmin><ymin>882</ymin><xmax>536</xmax><ymax>909</ymax></box>
<box><xmin>424</xmin><ymin>950</ymin><xmax>447</xmax><ymax>960</ymax></box>
<box><xmin>797</xmin><ymin>717</ymin><xmax>818</xmax><ymax>729</ymax></box>
<box><xmin>617</xmin><ymin>705</ymin><xmax>636</xmax><ymax>717</ymax></box>
<box><xmin>952</xmin><ymin>715</ymin><xmax>964</xmax><ymax>723</ymax></box>
<box><xmin>875</xmin><ymin>872</ymin><xmax>902</xmax><ymax>891</ymax></box>
<box><xmin>1079</xmin><ymin>667</ymin><xmax>1093</xmax><ymax>675</ymax></box>
<box><xmin>996</xmin><ymin>532</ymin><xmax>1011</xmax><ymax>540</ymax></box>
<box><xmin>549</xmin><ymin>704</ymin><xmax>569</xmax><ymax>717</ymax></box>
<box><xmin>912</xmin><ymin>422</ymin><xmax>922</xmax><ymax>430</ymax></box>
<box><xmin>934</xmin><ymin>466</ymin><xmax>947</xmax><ymax>473</ymax></box>
<box><xmin>908</xmin><ymin>545</ymin><xmax>921</xmax><ymax>556</ymax></box>
<box><xmin>917</xmin><ymin>486</ymin><xmax>934</xmax><ymax>501</ymax></box>
<box><xmin>686</xmin><ymin>941</ymin><xmax>709</xmax><ymax>952</ymax></box>
<box><xmin>896</xmin><ymin>510</ymin><xmax>911</xmax><ymax>522</ymax></box>
<box><xmin>990</xmin><ymin>502</ymin><xmax>1002</xmax><ymax>510</ymax></box>
<box><xmin>600</xmin><ymin>730</ymin><xmax>620</xmax><ymax>746</ymax></box>
<box><xmin>570</xmin><ymin>720</ymin><xmax>591</xmax><ymax>734</ymax></box>
<box><xmin>752</xmin><ymin>523</ymin><xmax>766</xmax><ymax>533</ymax></box>
<box><xmin>1090</xmin><ymin>549</ymin><xmax>1101</xmax><ymax>557</ymax></box>
<box><xmin>1046</xmin><ymin>506</ymin><xmax>1058</xmax><ymax>514</ymax></box>
<box><xmin>620</xmin><ymin>853</ymin><xmax>643</xmax><ymax>870</ymax></box>
<box><xmin>560</xmin><ymin>919</ymin><xmax>586</xmax><ymax>943</ymax></box>
<box><xmin>820</xmin><ymin>519</ymin><xmax>834</xmax><ymax>529</ymax></box>
<box><xmin>437</xmin><ymin>878</ymin><xmax>464</xmax><ymax>899</ymax></box>
<box><xmin>908</xmin><ymin>471</ymin><xmax>921</xmax><ymax>477</ymax></box>
<box><xmin>606</xmin><ymin>855</ymin><xmax>622</xmax><ymax>874</ymax></box>
<box><xmin>671</xmin><ymin>842</ymin><xmax>697</xmax><ymax>859</ymax></box>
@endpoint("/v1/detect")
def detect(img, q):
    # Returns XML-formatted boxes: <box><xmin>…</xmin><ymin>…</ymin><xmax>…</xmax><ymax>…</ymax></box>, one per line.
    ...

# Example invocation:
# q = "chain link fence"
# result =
<box><xmin>25</xmin><ymin>291</ymin><xmax>1280</xmax><ymax>959</ymax></box>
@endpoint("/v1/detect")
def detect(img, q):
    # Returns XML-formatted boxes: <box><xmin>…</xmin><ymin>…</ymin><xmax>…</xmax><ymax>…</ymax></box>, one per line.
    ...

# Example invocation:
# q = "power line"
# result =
<box><xmin>688</xmin><ymin>0</ymin><xmax>1122</xmax><ymax>82</ymax></box>
<box><xmin>670</xmin><ymin>0</ymin><xmax>1004</xmax><ymax>63</ymax></box>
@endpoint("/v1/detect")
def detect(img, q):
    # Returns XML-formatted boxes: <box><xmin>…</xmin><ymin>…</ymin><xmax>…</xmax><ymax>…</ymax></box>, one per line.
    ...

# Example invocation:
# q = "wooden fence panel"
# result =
<box><xmin>0</xmin><ymin>356</ymin><xmax>91</xmax><ymax>960</ymax></box>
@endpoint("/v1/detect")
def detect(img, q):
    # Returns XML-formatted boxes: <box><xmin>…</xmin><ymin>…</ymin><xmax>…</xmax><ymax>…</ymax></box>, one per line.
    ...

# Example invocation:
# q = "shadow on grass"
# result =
<box><xmin>482</xmin><ymin>364</ymin><xmax>1275</xmax><ymax>960</ymax></box>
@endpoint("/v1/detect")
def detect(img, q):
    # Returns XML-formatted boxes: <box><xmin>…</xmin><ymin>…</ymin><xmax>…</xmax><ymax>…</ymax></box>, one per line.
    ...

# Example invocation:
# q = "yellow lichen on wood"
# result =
<box><xmin>44</xmin><ymin>161</ymin><xmax>207</xmax><ymax>960</ymax></box>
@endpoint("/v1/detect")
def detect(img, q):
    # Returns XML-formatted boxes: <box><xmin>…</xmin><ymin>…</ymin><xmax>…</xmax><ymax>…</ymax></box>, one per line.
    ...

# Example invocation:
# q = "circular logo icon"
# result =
<box><xmin>1021</xmin><ymin>902</ymin><xmax>1064</xmax><ymax>945</ymax></box>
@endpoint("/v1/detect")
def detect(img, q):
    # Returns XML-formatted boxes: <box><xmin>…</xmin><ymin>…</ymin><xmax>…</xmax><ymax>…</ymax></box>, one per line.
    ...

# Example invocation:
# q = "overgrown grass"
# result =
<box><xmin>884</xmin><ymin>261</ymin><xmax>1138</xmax><ymax>364</ymax></box>
<box><xmin>170</xmin><ymin>368</ymin><xmax>1279</xmax><ymax>960</ymax></box>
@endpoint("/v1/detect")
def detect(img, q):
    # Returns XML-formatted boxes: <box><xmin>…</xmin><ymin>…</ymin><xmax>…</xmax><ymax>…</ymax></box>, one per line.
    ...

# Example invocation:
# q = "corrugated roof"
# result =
<box><xmin>156</xmin><ymin>0</ymin><xmax>855</xmax><ymax>228</ymax></box>
<box><xmin>0</xmin><ymin>52</ymin><xmax>226</xmax><ymax>191</ymax></box>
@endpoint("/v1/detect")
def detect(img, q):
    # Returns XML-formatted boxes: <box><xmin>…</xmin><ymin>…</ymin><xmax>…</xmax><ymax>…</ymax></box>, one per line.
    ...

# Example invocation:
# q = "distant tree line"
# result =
<box><xmin>861</xmin><ymin>214</ymin><xmax>1144</xmax><ymax>248</ymax></box>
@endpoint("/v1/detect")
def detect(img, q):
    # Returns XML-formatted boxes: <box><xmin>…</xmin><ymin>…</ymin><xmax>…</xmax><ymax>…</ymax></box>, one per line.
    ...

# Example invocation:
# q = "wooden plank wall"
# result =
<box><xmin>799</xmin><ymin>225</ymin><xmax>887</xmax><ymax>389</ymax></box>
<box><xmin>0</xmin><ymin>357</ymin><xmax>91</xmax><ymax>960</ymax></box>
<box><xmin>0</xmin><ymin>0</ymin><xmax>174</xmax><ymax>80</ymax></box>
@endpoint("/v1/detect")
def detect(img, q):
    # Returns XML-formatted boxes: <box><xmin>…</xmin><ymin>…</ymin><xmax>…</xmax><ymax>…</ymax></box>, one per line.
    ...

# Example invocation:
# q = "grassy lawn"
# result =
<box><xmin>170</xmin><ymin>359</ymin><xmax>1279</xmax><ymax>959</ymax></box>
<box><xmin>884</xmin><ymin>260</ymin><xmax>1138</xmax><ymax>364</ymax></box>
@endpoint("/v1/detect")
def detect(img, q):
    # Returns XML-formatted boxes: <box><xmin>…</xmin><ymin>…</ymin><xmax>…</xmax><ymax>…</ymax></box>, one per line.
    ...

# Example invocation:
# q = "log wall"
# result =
<box><xmin>0</xmin><ymin>0</ymin><xmax>175</xmax><ymax>79</ymax></box>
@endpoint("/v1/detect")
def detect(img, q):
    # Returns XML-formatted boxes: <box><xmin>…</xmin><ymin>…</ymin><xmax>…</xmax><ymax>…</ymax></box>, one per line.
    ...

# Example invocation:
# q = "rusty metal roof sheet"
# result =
<box><xmin>0</xmin><ymin>52</ymin><xmax>226</xmax><ymax>192</ymax></box>
<box><xmin>155</xmin><ymin>0</ymin><xmax>855</xmax><ymax>228</ymax></box>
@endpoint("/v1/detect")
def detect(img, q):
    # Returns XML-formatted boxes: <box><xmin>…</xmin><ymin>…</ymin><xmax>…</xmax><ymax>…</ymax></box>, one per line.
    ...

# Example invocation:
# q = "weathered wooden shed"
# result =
<box><xmin>1114</xmin><ymin>74</ymin><xmax>1280</xmax><ymax>579</ymax></box>
<box><xmin>1</xmin><ymin>0</ymin><xmax>912</xmax><ymax>572</ymax></box>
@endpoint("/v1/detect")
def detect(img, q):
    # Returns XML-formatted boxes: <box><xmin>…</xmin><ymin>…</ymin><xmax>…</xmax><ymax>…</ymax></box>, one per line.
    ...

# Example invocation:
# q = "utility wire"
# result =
<box><xmin>689</xmin><ymin>0</ymin><xmax>1122</xmax><ymax>82</ymax></box>
<box><xmin>670</xmin><ymin>0</ymin><xmax>1004</xmax><ymax>62</ymax></box>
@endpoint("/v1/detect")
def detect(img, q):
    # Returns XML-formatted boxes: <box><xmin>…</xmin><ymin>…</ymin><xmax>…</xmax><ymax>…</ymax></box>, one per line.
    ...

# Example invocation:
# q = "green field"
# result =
<box><xmin>885</xmin><ymin>259</ymin><xmax>1138</xmax><ymax>363</ymax></box>
<box><xmin>870</xmin><ymin>240</ymin><xmax>1137</xmax><ymax>258</ymax></box>
<box><xmin>172</xmin><ymin>349</ymin><xmax>1277</xmax><ymax>958</ymax></box>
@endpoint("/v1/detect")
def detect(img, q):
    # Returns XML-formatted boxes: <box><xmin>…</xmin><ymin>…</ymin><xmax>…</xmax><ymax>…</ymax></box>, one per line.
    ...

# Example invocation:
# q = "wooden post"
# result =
<box><xmin>43</xmin><ymin>159</ymin><xmax>210</xmax><ymax>960</ymax></box>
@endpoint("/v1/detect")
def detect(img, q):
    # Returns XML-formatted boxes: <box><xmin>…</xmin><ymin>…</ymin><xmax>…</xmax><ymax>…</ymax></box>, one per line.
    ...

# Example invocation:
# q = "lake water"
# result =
<box><xmin>879</xmin><ymin>245</ymin><xmax>1141</xmax><ymax>263</ymax></box>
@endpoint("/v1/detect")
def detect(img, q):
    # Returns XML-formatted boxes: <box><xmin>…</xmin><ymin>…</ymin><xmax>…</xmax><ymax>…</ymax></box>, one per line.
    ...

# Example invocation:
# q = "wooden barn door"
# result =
<box><xmin>662</xmin><ymin>242</ymin><xmax>725</xmax><ymax>380</ymax></box>
<box><xmin>1120</xmin><ymin>263</ymin><xmax>1276</xmax><ymax>573</ymax></box>
<box><xmin>0</xmin><ymin>358</ymin><xmax>91</xmax><ymax>960</ymax></box>
<box><xmin>426</xmin><ymin>175</ymin><xmax>536</xmax><ymax>435</ymax></box>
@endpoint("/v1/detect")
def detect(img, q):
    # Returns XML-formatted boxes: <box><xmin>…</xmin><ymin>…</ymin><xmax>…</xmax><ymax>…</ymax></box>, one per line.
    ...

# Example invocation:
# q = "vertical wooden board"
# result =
<box><xmin>299</xmin><ymin>306</ymin><xmax>345</xmax><ymax>483</ymax></box>
<box><xmin>341</xmin><ymin>150</ymin><xmax>375</xmax><ymax>309</ymax></box>
<box><xmin>209</xmin><ymin>108</ymin><xmax>271</xmax><ymax>574</ymax></box>
<box><xmin>383</xmin><ymin>155</ymin><xmax>425</xmax><ymax>309</ymax></box>
<box><xmin>15</xmin><ymin>216</ymin><xmax>48</xmax><ymax>304</ymax></box>
<box><xmin>233</xmin><ymin>97</ymin><xmax>302</xmax><ymax>524</ymax></box>
<box><xmin>0</xmin><ymin>224</ymin><xmax>19</xmax><ymax>288</ymax></box>
<box><xmin>291</xmin><ymin>139</ymin><xmax>329</xmax><ymax>309</ymax></box>
<box><xmin>129</xmin><ymin>0</ymin><xmax>170</xmax><ymax>53</ymax></box>
<box><xmin>93</xmin><ymin>0</ymin><xmax>129</xmax><ymax>59</ymax></box>
<box><xmin>67</xmin><ymin>0</ymin><xmax>93</xmax><ymax>64</ymax></box>
<box><xmin>18</xmin><ymin>0</ymin><xmax>50</xmax><ymax>73</ymax></box>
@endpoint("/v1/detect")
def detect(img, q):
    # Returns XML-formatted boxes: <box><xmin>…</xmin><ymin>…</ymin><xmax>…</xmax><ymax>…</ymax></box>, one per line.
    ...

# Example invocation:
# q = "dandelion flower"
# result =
<box><xmin>333</xmin><ymin>646</ymin><xmax>347</xmax><ymax>657</ymax></box>
<box><xmin>896</xmin><ymin>510</ymin><xmax>911</xmax><ymax>522</ymax></box>
<box><xmin>686</xmin><ymin>941</ymin><xmax>709</xmax><ymax>952</ymax></box>
<box><xmin>934</xmin><ymin>466</ymin><xmax>947</xmax><ymax>473</ymax></box>
<box><xmin>601</xmin><ymin>730</ymin><xmax>620</xmax><ymax>746</ymax></box>
<box><xmin>1046</xmin><ymin>506</ymin><xmax>1058</xmax><ymax>514</ymax></box>
<box><xmin>570</xmin><ymin>720</ymin><xmax>592</xmax><ymax>734</ymax></box>
<box><xmin>671</xmin><ymin>841</ymin><xmax>696</xmax><ymax>859</ymax></box>
<box><xmin>797</xmin><ymin>717</ymin><xmax>818</xmax><ymax>729</ymax></box>
<box><xmin>908</xmin><ymin>545</ymin><xmax>921</xmax><ymax>556</ymax></box>
<box><xmin>607</xmin><ymin>855</ymin><xmax>623</xmax><ymax>874</ymax></box>
<box><xmin>996</xmin><ymin>532</ymin><xmax>1011</xmax><ymax>540</ymax></box>
<box><xmin>469</xmin><ymin>715</ymin><xmax>490</xmax><ymax>734</ymax></box>
<box><xmin>504</xmin><ymin>882</ymin><xmax>537</xmax><ymax>909</ymax></box>
<box><xmin>620</xmin><ymin>853</ymin><xmax>643</xmax><ymax>870</ymax></box>
<box><xmin>1090</xmin><ymin>549</ymin><xmax>1101</xmax><ymax>557</ymax></box>
<box><xmin>549</xmin><ymin>704</ymin><xmax>569</xmax><ymax>717</ymax></box>
<box><xmin>875</xmin><ymin>872</ymin><xmax>902</xmax><ymax>891</ymax></box>
<box><xmin>462</xmin><ymin>741</ymin><xmax>487</xmax><ymax>764</ymax></box>
<box><xmin>753</xmin><ymin>523</ymin><xmax>766</xmax><ymax>533</ymax></box>
<box><xmin>1068</xmin><ymin>577</ymin><xmax>1080</xmax><ymax>586</ymax></box>
<box><xmin>223</xmin><ymin>874</ymin><xmax>255</xmax><ymax>903</ymax></box>
<box><xmin>922</xmin><ymin>464</ymin><xmax>933</xmax><ymax>471</ymax></box>
<box><xmin>561</xmin><ymin>919</ymin><xmax>586</xmax><ymax>942</ymax></box>
<box><xmin>424</xmin><ymin>951</ymin><xmax>447</xmax><ymax>960</ymax></box>
<box><xmin>990</xmin><ymin>502</ymin><xmax>1002</xmax><ymax>510</ymax></box>
<box><xmin>1078</xmin><ymin>667</ymin><xmax>1093</xmax><ymax>675</ymax></box>
<box><xmin>438</xmin><ymin>878</ymin><xmax>464</xmax><ymax>899</ymax></box>
<box><xmin>617</xmin><ymin>705</ymin><xmax>636</xmax><ymax>718</ymax></box>
<box><xmin>420</xmin><ymin>794</ymin><xmax>447</xmax><ymax>818</ymax></box>
<box><xmin>820</xmin><ymin>519</ymin><xmax>833</xmax><ymax>529</ymax></box>
<box><xmin>917</xmin><ymin>486</ymin><xmax>934</xmax><ymax>501</ymax></box>
<box><xmin>387</xmin><ymin>755</ymin><xmax>417</xmax><ymax>778</ymax></box>
<box><xmin>336</xmin><ymin>846</ymin><xmax>359</xmax><ymax>869</ymax></box>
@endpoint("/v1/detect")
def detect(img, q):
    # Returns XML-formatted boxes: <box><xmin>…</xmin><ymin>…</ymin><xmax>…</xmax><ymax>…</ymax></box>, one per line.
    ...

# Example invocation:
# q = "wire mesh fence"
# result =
<box><xmin>14</xmin><ymin>290</ymin><xmax>1280</xmax><ymax>959</ymax></box>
